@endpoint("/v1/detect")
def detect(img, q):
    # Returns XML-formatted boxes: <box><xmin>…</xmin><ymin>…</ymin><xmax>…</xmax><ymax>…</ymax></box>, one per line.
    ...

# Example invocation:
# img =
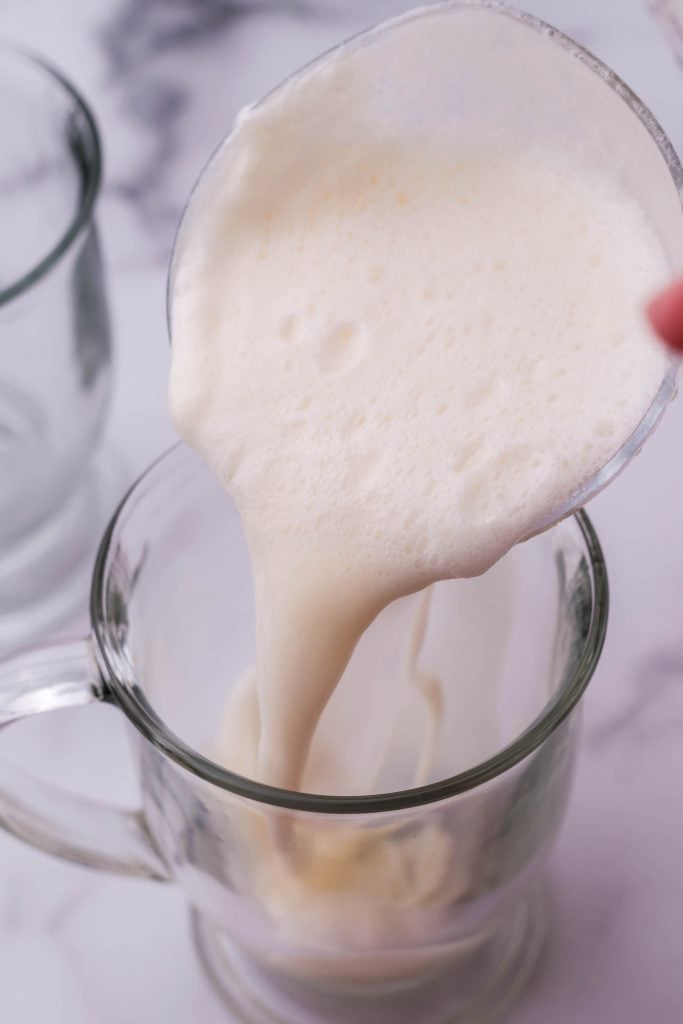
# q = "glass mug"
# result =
<box><xmin>0</xmin><ymin>44</ymin><xmax>112</xmax><ymax>653</ymax></box>
<box><xmin>0</xmin><ymin>444</ymin><xmax>607</xmax><ymax>1023</ymax></box>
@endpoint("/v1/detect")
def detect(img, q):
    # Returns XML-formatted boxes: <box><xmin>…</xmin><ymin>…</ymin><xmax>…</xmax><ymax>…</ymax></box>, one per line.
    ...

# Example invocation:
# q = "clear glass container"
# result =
<box><xmin>0</xmin><ymin>444</ymin><xmax>608</xmax><ymax>1023</ymax></box>
<box><xmin>170</xmin><ymin>0</ymin><xmax>682</xmax><ymax>534</ymax></box>
<box><xmin>0</xmin><ymin>43</ymin><xmax>113</xmax><ymax>653</ymax></box>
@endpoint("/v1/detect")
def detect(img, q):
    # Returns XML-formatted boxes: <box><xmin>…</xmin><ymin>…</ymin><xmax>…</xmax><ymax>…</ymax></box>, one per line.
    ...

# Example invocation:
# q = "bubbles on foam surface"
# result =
<box><xmin>170</xmin><ymin>59</ymin><xmax>670</xmax><ymax>791</ymax></box>
<box><xmin>316</xmin><ymin>320</ymin><xmax>366</xmax><ymax>374</ymax></box>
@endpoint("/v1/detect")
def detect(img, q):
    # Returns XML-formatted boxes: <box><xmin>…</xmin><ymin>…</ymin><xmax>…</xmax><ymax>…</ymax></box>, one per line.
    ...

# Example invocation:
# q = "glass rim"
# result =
<box><xmin>167</xmin><ymin>0</ymin><xmax>682</xmax><ymax>511</ymax></box>
<box><xmin>167</xmin><ymin>0</ymin><xmax>683</xmax><ymax>310</ymax></box>
<box><xmin>91</xmin><ymin>443</ymin><xmax>609</xmax><ymax>815</ymax></box>
<box><xmin>0</xmin><ymin>40</ymin><xmax>102</xmax><ymax>305</ymax></box>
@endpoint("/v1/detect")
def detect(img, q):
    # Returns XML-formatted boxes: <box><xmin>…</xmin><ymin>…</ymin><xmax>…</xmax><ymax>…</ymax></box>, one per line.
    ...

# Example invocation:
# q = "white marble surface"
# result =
<box><xmin>1</xmin><ymin>0</ymin><xmax>683</xmax><ymax>1021</ymax></box>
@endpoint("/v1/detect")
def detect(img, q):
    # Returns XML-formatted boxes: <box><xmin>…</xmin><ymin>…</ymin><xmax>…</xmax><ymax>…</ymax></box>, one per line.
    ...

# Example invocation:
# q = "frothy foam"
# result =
<box><xmin>169</xmin><ymin>16</ymin><xmax>668</xmax><ymax>794</ymax></box>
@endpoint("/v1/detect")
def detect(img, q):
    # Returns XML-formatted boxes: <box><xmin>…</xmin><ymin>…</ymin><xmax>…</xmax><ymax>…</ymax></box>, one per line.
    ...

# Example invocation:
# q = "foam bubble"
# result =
<box><xmin>317</xmin><ymin>320</ymin><xmax>365</xmax><ymax>374</ymax></box>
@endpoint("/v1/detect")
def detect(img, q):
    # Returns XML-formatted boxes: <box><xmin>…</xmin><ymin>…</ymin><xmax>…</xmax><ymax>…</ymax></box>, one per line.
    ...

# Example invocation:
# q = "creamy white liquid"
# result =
<box><xmin>168</xmin><ymin>5</ymin><xmax>672</xmax><ymax>968</ymax></box>
<box><xmin>170</xmin><ymin>54</ymin><xmax>667</xmax><ymax>792</ymax></box>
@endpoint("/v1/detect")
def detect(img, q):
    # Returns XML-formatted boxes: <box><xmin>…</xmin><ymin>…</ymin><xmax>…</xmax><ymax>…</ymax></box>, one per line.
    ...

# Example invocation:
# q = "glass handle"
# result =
<box><xmin>0</xmin><ymin>637</ymin><xmax>169</xmax><ymax>880</ymax></box>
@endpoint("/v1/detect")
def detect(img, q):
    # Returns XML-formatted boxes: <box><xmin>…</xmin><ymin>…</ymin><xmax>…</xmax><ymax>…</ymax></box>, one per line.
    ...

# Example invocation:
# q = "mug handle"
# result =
<box><xmin>0</xmin><ymin>637</ymin><xmax>169</xmax><ymax>881</ymax></box>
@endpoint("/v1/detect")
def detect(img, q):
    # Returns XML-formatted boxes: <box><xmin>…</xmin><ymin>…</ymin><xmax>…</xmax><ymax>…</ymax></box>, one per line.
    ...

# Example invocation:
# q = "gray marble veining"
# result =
<box><xmin>97</xmin><ymin>0</ymin><xmax>338</xmax><ymax>249</ymax></box>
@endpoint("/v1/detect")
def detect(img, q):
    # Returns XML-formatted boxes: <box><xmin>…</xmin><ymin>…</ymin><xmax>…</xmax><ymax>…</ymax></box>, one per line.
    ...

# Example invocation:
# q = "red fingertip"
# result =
<box><xmin>647</xmin><ymin>278</ymin><xmax>683</xmax><ymax>352</ymax></box>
